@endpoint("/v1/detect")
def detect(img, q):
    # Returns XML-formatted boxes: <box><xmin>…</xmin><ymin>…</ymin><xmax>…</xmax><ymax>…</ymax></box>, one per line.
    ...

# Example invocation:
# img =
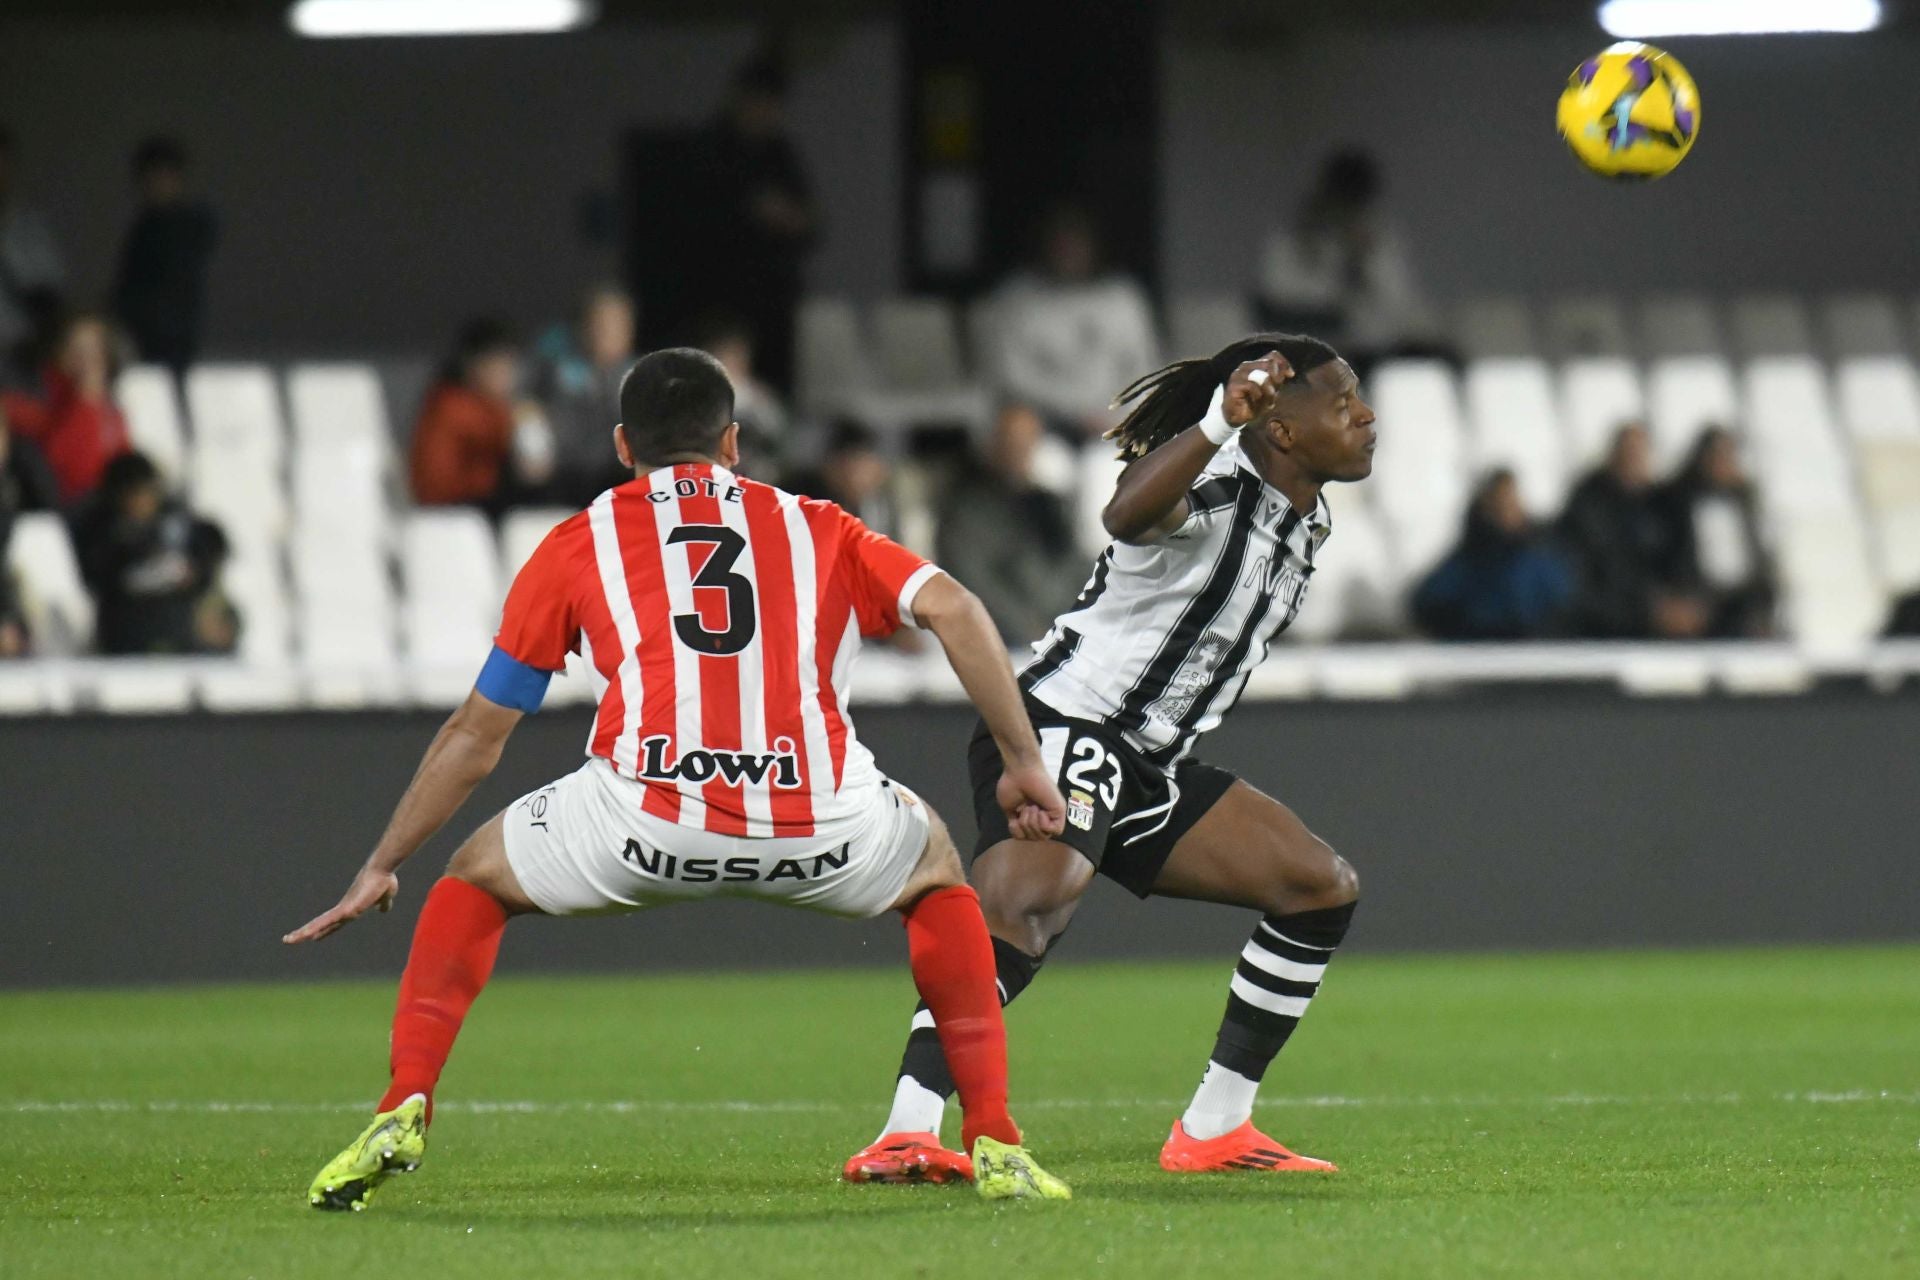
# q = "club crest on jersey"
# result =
<box><xmin>1066</xmin><ymin>790</ymin><xmax>1096</xmax><ymax>831</ymax></box>
<box><xmin>637</xmin><ymin>734</ymin><xmax>802</xmax><ymax>789</ymax></box>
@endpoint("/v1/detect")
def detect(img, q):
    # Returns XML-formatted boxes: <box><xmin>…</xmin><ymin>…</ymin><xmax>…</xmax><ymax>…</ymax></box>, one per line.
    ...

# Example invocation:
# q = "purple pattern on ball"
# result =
<box><xmin>1627</xmin><ymin>56</ymin><xmax>1654</xmax><ymax>88</ymax></box>
<box><xmin>1578</xmin><ymin>58</ymin><xmax>1600</xmax><ymax>83</ymax></box>
<box><xmin>1674</xmin><ymin>105</ymin><xmax>1696</xmax><ymax>138</ymax></box>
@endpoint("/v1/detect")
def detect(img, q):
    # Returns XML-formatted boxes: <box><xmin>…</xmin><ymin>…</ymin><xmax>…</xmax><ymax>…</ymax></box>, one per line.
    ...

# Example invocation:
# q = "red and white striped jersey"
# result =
<box><xmin>494</xmin><ymin>463</ymin><xmax>940</xmax><ymax>838</ymax></box>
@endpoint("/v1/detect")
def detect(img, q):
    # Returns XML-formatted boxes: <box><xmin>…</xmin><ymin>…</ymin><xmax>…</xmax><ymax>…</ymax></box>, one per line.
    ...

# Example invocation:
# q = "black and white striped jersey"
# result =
<box><xmin>1019</xmin><ymin>438</ymin><xmax>1331</xmax><ymax>770</ymax></box>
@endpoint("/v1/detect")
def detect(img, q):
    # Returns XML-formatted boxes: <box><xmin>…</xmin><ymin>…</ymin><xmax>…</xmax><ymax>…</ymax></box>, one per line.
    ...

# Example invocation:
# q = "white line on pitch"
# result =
<box><xmin>5</xmin><ymin>1090</ymin><xmax>1917</xmax><ymax>1115</ymax></box>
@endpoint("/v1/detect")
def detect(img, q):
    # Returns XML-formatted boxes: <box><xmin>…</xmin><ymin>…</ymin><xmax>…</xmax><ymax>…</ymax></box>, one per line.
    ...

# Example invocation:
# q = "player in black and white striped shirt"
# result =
<box><xmin>845</xmin><ymin>333</ymin><xmax>1378</xmax><ymax>1180</ymax></box>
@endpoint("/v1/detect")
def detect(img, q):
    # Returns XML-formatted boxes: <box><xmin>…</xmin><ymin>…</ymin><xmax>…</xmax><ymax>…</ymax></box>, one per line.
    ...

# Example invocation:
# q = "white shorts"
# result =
<box><xmin>501</xmin><ymin>758</ymin><xmax>932</xmax><ymax>920</ymax></box>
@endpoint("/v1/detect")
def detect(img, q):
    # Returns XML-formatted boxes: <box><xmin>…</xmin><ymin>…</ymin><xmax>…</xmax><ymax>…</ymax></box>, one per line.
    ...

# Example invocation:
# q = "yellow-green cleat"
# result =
<box><xmin>970</xmin><ymin>1135</ymin><xmax>1072</xmax><ymax>1201</ymax></box>
<box><xmin>307</xmin><ymin>1094</ymin><xmax>428</xmax><ymax>1212</ymax></box>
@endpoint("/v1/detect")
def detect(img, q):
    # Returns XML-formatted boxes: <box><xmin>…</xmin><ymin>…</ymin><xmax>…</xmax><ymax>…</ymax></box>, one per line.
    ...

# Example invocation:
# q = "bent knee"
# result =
<box><xmin>1267</xmin><ymin>837</ymin><xmax>1359</xmax><ymax>915</ymax></box>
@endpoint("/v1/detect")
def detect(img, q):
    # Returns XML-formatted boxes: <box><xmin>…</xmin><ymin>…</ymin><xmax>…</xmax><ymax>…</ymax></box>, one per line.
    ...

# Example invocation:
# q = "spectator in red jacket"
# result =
<box><xmin>2</xmin><ymin>312</ymin><xmax>130</xmax><ymax>507</ymax></box>
<box><xmin>409</xmin><ymin>318</ymin><xmax>551</xmax><ymax>514</ymax></box>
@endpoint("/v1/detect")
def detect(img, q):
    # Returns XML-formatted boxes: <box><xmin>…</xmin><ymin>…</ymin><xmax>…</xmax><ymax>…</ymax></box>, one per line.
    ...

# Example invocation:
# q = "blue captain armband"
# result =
<box><xmin>474</xmin><ymin>645</ymin><xmax>553</xmax><ymax>712</ymax></box>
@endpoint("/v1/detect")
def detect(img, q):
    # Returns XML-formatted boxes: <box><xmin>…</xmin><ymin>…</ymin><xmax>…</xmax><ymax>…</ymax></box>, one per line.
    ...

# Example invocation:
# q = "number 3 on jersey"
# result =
<box><xmin>668</xmin><ymin>525</ymin><xmax>756</xmax><ymax>656</ymax></box>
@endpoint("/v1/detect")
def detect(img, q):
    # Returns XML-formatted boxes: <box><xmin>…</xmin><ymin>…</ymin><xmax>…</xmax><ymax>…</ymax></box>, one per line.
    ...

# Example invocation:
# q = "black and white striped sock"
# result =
<box><xmin>1181</xmin><ymin>901</ymin><xmax>1356</xmax><ymax>1140</ymax></box>
<box><xmin>879</xmin><ymin>938</ymin><xmax>1040</xmax><ymax>1139</ymax></box>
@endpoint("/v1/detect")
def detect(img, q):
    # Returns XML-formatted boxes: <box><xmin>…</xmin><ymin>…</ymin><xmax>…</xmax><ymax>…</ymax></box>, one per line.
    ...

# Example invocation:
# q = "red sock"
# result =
<box><xmin>377</xmin><ymin>877</ymin><xmax>508</xmax><ymax>1122</ymax></box>
<box><xmin>902</xmin><ymin>885</ymin><xmax>1020</xmax><ymax>1150</ymax></box>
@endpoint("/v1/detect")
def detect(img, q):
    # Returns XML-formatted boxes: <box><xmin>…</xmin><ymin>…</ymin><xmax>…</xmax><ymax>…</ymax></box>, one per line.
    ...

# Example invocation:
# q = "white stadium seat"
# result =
<box><xmin>1741</xmin><ymin>359</ymin><xmax>1857</xmax><ymax>520</ymax></box>
<box><xmin>1558</xmin><ymin>357</ymin><xmax>1646</xmax><ymax>470</ymax></box>
<box><xmin>1775</xmin><ymin>512</ymin><xmax>1885</xmax><ymax>650</ymax></box>
<box><xmin>1645</xmin><ymin>356</ymin><xmax>1738</xmax><ymax>467</ymax></box>
<box><xmin>1463</xmin><ymin>358</ymin><xmax>1569</xmax><ymax>513</ymax></box>
<box><xmin>1820</xmin><ymin>294</ymin><xmax>1908</xmax><ymax>357</ymax></box>
<box><xmin>795</xmin><ymin>297</ymin><xmax>872</xmax><ymax>418</ymax></box>
<box><xmin>89</xmin><ymin>660</ymin><xmax>196</xmax><ymax>713</ymax></box>
<box><xmin>114</xmin><ymin>365</ymin><xmax>186</xmax><ymax>480</ymax></box>
<box><xmin>870</xmin><ymin>297</ymin><xmax>968</xmax><ymax>392</ymax></box>
<box><xmin>400</xmin><ymin>509</ymin><xmax>501</xmax><ymax>704</ymax></box>
<box><xmin>1639</xmin><ymin>295</ymin><xmax>1724</xmax><ymax>357</ymax></box>
<box><xmin>1167</xmin><ymin>295</ymin><xmax>1255</xmax><ymax>360</ymax></box>
<box><xmin>5</xmin><ymin>513</ymin><xmax>93</xmax><ymax>654</ymax></box>
<box><xmin>1453</xmin><ymin>297</ymin><xmax>1537</xmax><ymax>360</ymax></box>
<box><xmin>293</xmin><ymin>528</ymin><xmax>399</xmax><ymax>706</ymax></box>
<box><xmin>287</xmin><ymin>362</ymin><xmax>389</xmax><ymax>450</ymax></box>
<box><xmin>185</xmin><ymin>363</ymin><xmax>289</xmax><ymax>551</ymax></box>
<box><xmin>287</xmin><ymin>363</ymin><xmax>393</xmax><ymax>548</ymax></box>
<box><xmin>1728</xmin><ymin>295</ymin><xmax>1815</xmax><ymax>359</ymax></box>
<box><xmin>1368</xmin><ymin>360</ymin><xmax>1469</xmax><ymax>574</ymax></box>
<box><xmin>1834</xmin><ymin>357</ymin><xmax>1920</xmax><ymax>443</ymax></box>
<box><xmin>498</xmin><ymin>506</ymin><xmax>575</xmax><ymax>579</ymax></box>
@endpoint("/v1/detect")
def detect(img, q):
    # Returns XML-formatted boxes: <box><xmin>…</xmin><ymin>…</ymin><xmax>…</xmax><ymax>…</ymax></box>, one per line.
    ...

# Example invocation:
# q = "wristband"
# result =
<box><xmin>1197</xmin><ymin>382</ymin><xmax>1240</xmax><ymax>447</ymax></box>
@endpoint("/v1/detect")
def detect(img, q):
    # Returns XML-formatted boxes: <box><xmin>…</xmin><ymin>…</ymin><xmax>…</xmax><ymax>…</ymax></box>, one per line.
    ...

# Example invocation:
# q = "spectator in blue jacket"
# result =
<box><xmin>1413</xmin><ymin>468</ymin><xmax>1574</xmax><ymax>640</ymax></box>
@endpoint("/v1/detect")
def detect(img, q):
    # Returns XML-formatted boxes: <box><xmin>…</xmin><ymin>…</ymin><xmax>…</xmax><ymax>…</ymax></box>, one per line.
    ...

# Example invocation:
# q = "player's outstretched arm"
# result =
<box><xmin>1101</xmin><ymin>353</ymin><xmax>1291</xmax><ymax>545</ymax></box>
<box><xmin>283</xmin><ymin>691</ymin><xmax>522</xmax><ymax>944</ymax></box>
<box><xmin>911</xmin><ymin>574</ymin><xmax>1066</xmax><ymax>842</ymax></box>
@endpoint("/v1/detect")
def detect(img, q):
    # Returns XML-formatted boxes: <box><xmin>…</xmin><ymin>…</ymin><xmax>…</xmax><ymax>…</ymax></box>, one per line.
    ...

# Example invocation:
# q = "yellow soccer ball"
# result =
<box><xmin>1557</xmin><ymin>42</ymin><xmax>1700</xmax><ymax>180</ymax></box>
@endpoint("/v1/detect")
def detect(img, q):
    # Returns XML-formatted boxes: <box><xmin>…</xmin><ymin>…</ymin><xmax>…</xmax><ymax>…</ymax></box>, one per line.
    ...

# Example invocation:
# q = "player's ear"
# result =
<box><xmin>717</xmin><ymin>421</ymin><xmax>743</xmax><ymax>470</ymax></box>
<box><xmin>612</xmin><ymin>423</ymin><xmax>635</xmax><ymax>470</ymax></box>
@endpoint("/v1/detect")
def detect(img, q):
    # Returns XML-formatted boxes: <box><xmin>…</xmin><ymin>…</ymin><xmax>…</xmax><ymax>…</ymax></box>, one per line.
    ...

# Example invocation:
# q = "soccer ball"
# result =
<box><xmin>1557</xmin><ymin>42</ymin><xmax>1700</xmax><ymax>180</ymax></box>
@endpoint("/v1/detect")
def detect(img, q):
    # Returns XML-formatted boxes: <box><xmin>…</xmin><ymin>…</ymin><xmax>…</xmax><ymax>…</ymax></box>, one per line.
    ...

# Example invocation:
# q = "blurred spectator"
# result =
<box><xmin>534</xmin><ymin>285</ymin><xmax>637</xmax><ymax>506</ymax></box>
<box><xmin>785</xmin><ymin>419</ymin><xmax>898</xmax><ymax>537</ymax></box>
<box><xmin>986</xmin><ymin>204</ymin><xmax>1157</xmax><ymax>440</ymax></box>
<box><xmin>1559</xmin><ymin>423</ymin><xmax>1707</xmax><ymax>639</ymax></box>
<box><xmin>1257</xmin><ymin>148</ymin><xmax>1439</xmax><ymax>365</ymax></box>
<box><xmin>936</xmin><ymin>404</ymin><xmax>1086</xmax><ymax>646</ymax></box>
<box><xmin>1886</xmin><ymin>590</ymin><xmax>1920</xmax><ymax>638</ymax></box>
<box><xmin>0</xmin><ymin>125</ymin><xmax>67</xmax><ymax>389</ymax></box>
<box><xmin>74</xmin><ymin>451</ymin><xmax>237</xmax><ymax>655</ymax></box>
<box><xmin>2</xmin><ymin>313</ymin><xmax>131</xmax><ymax>508</ymax></box>
<box><xmin>112</xmin><ymin>137</ymin><xmax>218</xmax><ymax>375</ymax></box>
<box><xmin>1412</xmin><ymin>468</ymin><xmax>1574</xmax><ymax>641</ymax></box>
<box><xmin>688</xmin><ymin>58</ymin><xmax>818</xmax><ymax>395</ymax></box>
<box><xmin>1655</xmin><ymin>427</ymin><xmax>1776</xmax><ymax>638</ymax></box>
<box><xmin>695</xmin><ymin>312</ymin><xmax>790</xmax><ymax>480</ymax></box>
<box><xmin>411</xmin><ymin>319</ymin><xmax>553</xmax><ymax>515</ymax></box>
<box><xmin>0</xmin><ymin>391</ymin><xmax>59</xmax><ymax>513</ymax></box>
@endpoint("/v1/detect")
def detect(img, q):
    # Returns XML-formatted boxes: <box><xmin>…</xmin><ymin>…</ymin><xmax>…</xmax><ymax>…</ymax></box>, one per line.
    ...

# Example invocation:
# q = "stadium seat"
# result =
<box><xmin>1462</xmin><ymin>358</ymin><xmax>1570</xmax><ymax>513</ymax></box>
<box><xmin>795</xmin><ymin>297</ymin><xmax>873</xmax><ymax>418</ymax></box>
<box><xmin>292</xmin><ymin>529</ymin><xmax>399</xmax><ymax>707</ymax></box>
<box><xmin>114</xmin><ymin>365</ymin><xmax>186</xmax><ymax>481</ymax></box>
<box><xmin>400</xmin><ymin>509</ymin><xmax>501</xmax><ymax>704</ymax></box>
<box><xmin>1775</xmin><ymin>512</ymin><xmax>1885</xmax><ymax>650</ymax></box>
<box><xmin>1639</xmin><ymin>295</ymin><xmax>1724</xmax><ymax>358</ymax></box>
<box><xmin>1645</xmin><ymin>356</ymin><xmax>1738</xmax><ymax>467</ymax></box>
<box><xmin>1833</xmin><ymin>357</ymin><xmax>1920</xmax><ymax>443</ymax></box>
<box><xmin>1741</xmin><ymin>360</ymin><xmax>1856</xmax><ymax>520</ymax></box>
<box><xmin>499</xmin><ymin>506</ymin><xmax>575</xmax><ymax>578</ymax></box>
<box><xmin>1819</xmin><ymin>294</ymin><xmax>1908</xmax><ymax>358</ymax></box>
<box><xmin>185</xmin><ymin>363</ymin><xmax>289</xmax><ymax>551</ymax></box>
<box><xmin>1453</xmin><ymin>297</ymin><xmax>1538</xmax><ymax>360</ymax></box>
<box><xmin>1558</xmin><ymin>357</ymin><xmax>1646</xmax><ymax>470</ymax></box>
<box><xmin>6</xmin><ymin>512</ymin><xmax>92</xmax><ymax>654</ymax></box>
<box><xmin>1543</xmin><ymin>296</ymin><xmax>1632</xmax><ymax>358</ymax></box>
<box><xmin>223</xmin><ymin>547</ymin><xmax>292</xmax><ymax>665</ymax></box>
<box><xmin>1367</xmin><ymin>360</ymin><xmax>1469</xmax><ymax>574</ymax></box>
<box><xmin>1728</xmin><ymin>295</ymin><xmax>1815</xmax><ymax>359</ymax></box>
<box><xmin>1167</xmin><ymin>294</ymin><xmax>1255</xmax><ymax>360</ymax></box>
<box><xmin>870</xmin><ymin>297</ymin><xmax>968</xmax><ymax>392</ymax></box>
<box><xmin>287</xmin><ymin>364</ymin><xmax>394</xmax><ymax>549</ymax></box>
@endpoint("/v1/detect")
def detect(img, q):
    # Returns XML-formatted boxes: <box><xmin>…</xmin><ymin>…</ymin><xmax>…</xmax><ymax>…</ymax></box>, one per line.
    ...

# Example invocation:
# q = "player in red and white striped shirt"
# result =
<box><xmin>287</xmin><ymin>348</ymin><xmax>1072</xmax><ymax>1207</ymax></box>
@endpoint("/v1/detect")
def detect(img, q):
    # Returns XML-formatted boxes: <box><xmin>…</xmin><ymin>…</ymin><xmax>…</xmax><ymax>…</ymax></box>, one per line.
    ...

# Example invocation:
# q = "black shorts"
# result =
<box><xmin>967</xmin><ymin>696</ymin><xmax>1239</xmax><ymax>898</ymax></box>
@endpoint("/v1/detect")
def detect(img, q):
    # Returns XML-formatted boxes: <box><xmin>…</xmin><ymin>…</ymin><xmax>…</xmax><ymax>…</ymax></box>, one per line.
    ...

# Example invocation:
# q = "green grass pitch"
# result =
<box><xmin>4</xmin><ymin>946</ymin><xmax>1916</xmax><ymax>1279</ymax></box>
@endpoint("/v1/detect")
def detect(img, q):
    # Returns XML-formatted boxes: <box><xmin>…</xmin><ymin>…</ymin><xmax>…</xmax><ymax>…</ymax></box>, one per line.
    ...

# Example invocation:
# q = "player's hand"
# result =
<box><xmin>282</xmin><ymin>865</ymin><xmax>399</xmax><ymax>945</ymax></box>
<box><xmin>998</xmin><ymin>760</ymin><xmax>1067</xmax><ymax>842</ymax></box>
<box><xmin>1222</xmin><ymin>353</ymin><xmax>1293</xmax><ymax>428</ymax></box>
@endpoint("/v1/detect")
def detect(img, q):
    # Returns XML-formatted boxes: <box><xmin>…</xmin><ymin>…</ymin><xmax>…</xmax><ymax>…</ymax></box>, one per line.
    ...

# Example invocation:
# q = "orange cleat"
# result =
<box><xmin>842</xmin><ymin>1132</ymin><xmax>975</xmax><ymax>1184</ymax></box>
<box><xmin>1159</xmin><ymin>1119</ymin><xmax>1339</xmax><ymax>1173</ymax></box>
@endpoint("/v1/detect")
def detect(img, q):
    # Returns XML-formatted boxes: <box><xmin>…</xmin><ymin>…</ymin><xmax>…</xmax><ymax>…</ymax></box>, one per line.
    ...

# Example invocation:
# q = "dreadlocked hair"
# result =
<box><xmin>1103</xmin><ymin>332</ymin><xmax>1342</xmax><ymax>461</ymax></box>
